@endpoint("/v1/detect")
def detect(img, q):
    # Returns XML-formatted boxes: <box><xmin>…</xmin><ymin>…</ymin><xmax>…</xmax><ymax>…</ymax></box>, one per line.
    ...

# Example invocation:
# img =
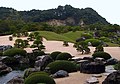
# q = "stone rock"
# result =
<box><xmin>80</xmin><ymin>61</ymin><xmax>105</xmax><ymax>74</ymax></box>
<box><xmin>105</xmin><ymin>65</ymin><xmax>117</xmax><ymax>73</ymax></box>
<box><xmin>35</xmin><ymin>55</ymin><xmax>53</xmax><ymax>70</ymax></box>
<box><xmin>86</xmin><ymin>77</ymin><xmax>99</xmax><ymax>84</ymax></box>
<box><xmin>0</xmin><ymin>62</ymin><xmax>12</xmax><ymax>75</ymax></box>
<box><xmin>106</xmin><ymin>58</ymin><xmax>118</xmax><ymax>65</ymax></box>
<box><xmin>52</xmin><ymin>70</ymin><xmax>69</xmax><ymax>78</ymax></box>
<box><xmin>102</xmin><ymin>70</ymin><xmax>120</xmax><ymax>84</ymax></box>
<box><xmin>92</xmin><ymin>74</ymin><xmax>102</xmax><ymax>78</ymax></box>
<box><xmin>6</xmin><ymin>76</ymin><xmax>24</xmax><ymax>84</ymax></box>
<box><xmin>0</xmin><ymin>45</ymin><xmax>12</xmax><ymax>52</ymax></box>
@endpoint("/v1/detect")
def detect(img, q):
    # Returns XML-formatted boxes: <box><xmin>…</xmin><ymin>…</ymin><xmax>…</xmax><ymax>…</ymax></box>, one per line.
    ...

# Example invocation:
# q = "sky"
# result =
<box><xmin>0</xmin><ymin>0</ymin><xmax>120</xmax><ymax>25</ymax></box>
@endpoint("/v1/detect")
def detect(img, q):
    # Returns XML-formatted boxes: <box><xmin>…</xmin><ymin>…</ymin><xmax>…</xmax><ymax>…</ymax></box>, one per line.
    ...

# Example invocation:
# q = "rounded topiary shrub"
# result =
<box><xmin>47</xmin><ymin>60</ymin><xmax>77</xmax><ymax>74</ymax></box>
<box><xmin>92</xmin><ymin>52</ymin><xmax>112</xmax><ymax>60</ymax></box>
<box><xmin>24</xmin><ymin>69</ymin><xmax>49</xmax><ymax>79</ymax></box>
<box><xmin>3</xmin><ymin>48</ymin><xmax>27</xmax><ymax>57</ymax></box>
<box><xmin>50</xmin><ymin>51</ymin><xmax>61</xmax><ymax>60</ymax></box>
<box><xmin>56</xmin><ymin>52</ymin><xmax>72</xmax><ymax>60</ymax></box>
<box><xmin>24</xmin><ymin>74</ymin><xmax>56</xmax><ymax>84</ymax></box>
<box><xmin>85</xmin><ymin>39</ymin><xmax>101</xmax><ymax>47</ymax></box>
<box><xmin>81</xmin><ymin>33</ymin><xmax>92</xmax><ymax>39</ymax></box>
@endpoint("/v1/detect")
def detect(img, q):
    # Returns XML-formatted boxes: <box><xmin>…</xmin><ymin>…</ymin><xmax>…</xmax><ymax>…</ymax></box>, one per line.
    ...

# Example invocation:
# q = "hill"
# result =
<box><xmin>0</xmin><ymin>5</ymin><xmax>109</xmax><ymax>25</ymax></box>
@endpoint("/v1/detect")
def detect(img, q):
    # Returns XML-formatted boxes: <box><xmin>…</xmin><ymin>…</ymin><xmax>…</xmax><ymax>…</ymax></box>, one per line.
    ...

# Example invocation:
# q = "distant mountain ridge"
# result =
<box><xmin>0</xmin><ymin>5</ymin><xmax>109</xmax><ymax>26</ymax></box>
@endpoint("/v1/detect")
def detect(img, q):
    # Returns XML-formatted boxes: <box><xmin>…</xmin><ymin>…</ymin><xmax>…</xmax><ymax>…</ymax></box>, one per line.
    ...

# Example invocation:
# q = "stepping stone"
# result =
<box><xmin>92</xmin><ymin>74</ymin><xmax>102</xmax><ymax>78</ymax></box>
<box><xmin>86</xmin><ymin>77</ymin><xmax>99</xmax><ymax>84</ymax></box>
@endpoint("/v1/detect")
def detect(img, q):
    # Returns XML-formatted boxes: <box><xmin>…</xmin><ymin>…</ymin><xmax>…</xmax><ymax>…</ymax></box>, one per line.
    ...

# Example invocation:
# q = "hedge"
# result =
<box><xmin>50</xmin><ymin>51</ymin><xmax>61</xmax><ymax>60</ymax></box>
<box><xmin>3</xmin><ymin>48</ymin><xmax>27</xmax><ymax>57</ymax></box>
<box><xmin>56</xmin><ymin>52</ymin><xmax>72</xmax><ymax>60</ymax></box>
<box><xmin>47</xmin><ymin>60</ymin><xmax>77</xmax><ymax>74</ymax></box>
<box><xmin>85</xmin><ymin>39</ymin><xmax>101</xmax><ymax>47</ymax></box>
<box><xmin>24</xmin><ymin>74</ymin><xmax>56</xmax><ymax>84</ymax></box>
<box><xmin>92</xmin><ymin>52</ymin><xmax>112</xmax><ymax>60</ymax></box>
<box><xmin>24</xmin><ymin>69</ymin><xmax>49</xmax><ymax>79</ymax></box>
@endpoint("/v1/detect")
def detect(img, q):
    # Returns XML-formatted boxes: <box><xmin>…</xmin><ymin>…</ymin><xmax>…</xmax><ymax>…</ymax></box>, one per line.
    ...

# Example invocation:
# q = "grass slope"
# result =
<box><xmin>39</xmin><ymin>31</ymin><xmax>74</xmax><ymax>42</ymax></box>
<box><xmin>38</xmin><ymin>31</ymin><xmax>119</xmax><ymax>47</ymax></box>
<box><xmin>62</xmin><ymin>31</ymin><xmax>84</xmax><ymax>41</ymax></box>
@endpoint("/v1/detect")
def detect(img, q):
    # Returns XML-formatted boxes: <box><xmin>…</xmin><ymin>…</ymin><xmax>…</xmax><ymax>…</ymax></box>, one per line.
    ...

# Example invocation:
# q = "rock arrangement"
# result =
<box><xmin>6</xmin><ymin>76</ymin><xmax>24</xmax><ymax>84</ymax></box>
<box><xmin>35</xmin><ymin>55</ymin><xmax>53</xmax><ymax>71</ymax></box>
<box><xmin>0</xmin><ymin>62</ymin><xmax>12</xmax><ymax>75</ymax></box>
<box><xmin>86</xmin><ymin>77</ymin><xmax>99</xmax><ymax>84</ymax></box>
<box><xmin>0</xmin><ymin>45</ymin><xmax>12</xmax><ymax>52</ymax></box>
<box><xmin>102</xmin><ymin>70</ymin><xmax>120</xmax><ymax>84</ymax></box>
<box><xmin>80</xmin><ymin>61</ymin><xmax>105</xmax><ymax>74</ymax></box>
<box><xmin>52</xmin><ymin>70</ymin><xmax>69</xmax><ymax>78</ymax></box>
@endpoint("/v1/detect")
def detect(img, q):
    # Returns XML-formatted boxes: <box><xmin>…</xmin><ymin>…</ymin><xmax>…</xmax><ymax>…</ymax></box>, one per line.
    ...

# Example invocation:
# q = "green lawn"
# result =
<box><xmin>106</xmin><ymin>42</ymin><xmax>119</xmax><ymax>47</ymax></box>
<box><xmin>36</xmin><ymin>31</ymin><xmax>119</xmax><ymax>47</ymax></box>
<box><xmin>39</xmin><ymin>31</ymin><xmax>74</xmax><ymax>42</ymax></box>
<box><xmin>62</xmin><ymin>31</ymin><xmax>84</xmax><ymax>41</ymax></box>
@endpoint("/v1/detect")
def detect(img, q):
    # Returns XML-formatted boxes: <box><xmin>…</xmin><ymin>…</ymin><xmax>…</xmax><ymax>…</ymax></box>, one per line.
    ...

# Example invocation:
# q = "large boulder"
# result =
<box><xmin>0</xmin><ymin>62</ymin><xmax>12</xmax><ymax>75</ymax></box>
<box><xmin>106</xmin><ymin>58</ymin><xmax>118</xmax><ymax>65</ymax></box>
<box><xmin>80</xmin><ymin>61</ymin><xmax>105</xmax><ymax>74</ymax></box>
<box><xmin>35</xmin><ymin>55</ymin><xmax>53</xmax><ymax>70</ymax></box>
<box><xmin>52</xmin><ymin>70</ymin><xmax>69</xmax><ymax>78</ymax></box>
<box><xmin>102</xmin><ymin>71</ymin><xmax>120</xmax><ymax>84</ymax></box>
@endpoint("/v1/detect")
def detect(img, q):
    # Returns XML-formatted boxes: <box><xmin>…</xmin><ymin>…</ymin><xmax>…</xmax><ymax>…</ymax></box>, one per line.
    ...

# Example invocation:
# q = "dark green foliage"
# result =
<box><xmin>0</xmin><ymin>51</ymin><xmax>3</xmax><ymax>56</ymax></box>
<box><xmin>47</xmin><ymin>60</ymin><xmax>77</xmax><ymax>74</ymax></box>
<box><xmin>24</xmin><ymin>74</ymin><xmax>56</xmax><ymax>84</ymax></box>
<box><xmin>2</xmin><ymin>57</ymin><xmax>19</xmax><ymax>64</ymax></box>
<box><xmin>92</xmin><ymin>52</ymin><xmax>111</xmax><ymax>60</ymax></box>
<box><xmin>99</xmin><ymin>37</ymin><xmax>110</xmax><ymax>42</ymax></box>
<box><xmin>81</xmin><ymin>33</ymin><xmax>92</xmax><ymax>39</ymax></box>
<box><xmin>14</xmin><ymin>39</ymin><xmax>24</xmax><ymax>48</ymax></box>
<box><xmin>0</xmin><ymin>5</ymin><xmax>108</xmax><ymax>25</ymax></box>
<box><xmin>114</xmin><ymin>62</ymin><xmax>120</xmax><ymax>70</ymax></box>
<box><xmin>33</xmin><ymin>51</ymin><xmax>45</xmax><ymax>56</ymax></box>
<box><xmin>85</xmin><ymin>39</ymin><xmax>101</xmax><ymax>47</ymax></box>
<box><xmin>3</xmin><ymin>48</ymin><xmax>27</xmax><ymax>57</ymax></box>
<box><xmin>63</xmin><ymin>41</ymin><xmax>69</xmax><ymax>46</ymax></box>
<box><xmin>50</xmin><ymin>51</ymin><xmax>61</xmax><ymax>60</ymax></box>
<box><xmin>56</xmin><ymin>52</ymin><xmax>72</xmax><ymax>60</ymax></box>
<box><xmin>75</xmin><ymin>41</ymin><xmax>90</xmax><ymax>54</ymax></box>
<box><xmin>24</xmin><ymin>69</ymin><xmax>49</xmax><ymax>79</ymax></box>
<box><xmin>94</xmin><ymin>45</ymin><xmax>104</xmax><ymax>52</ymax></box>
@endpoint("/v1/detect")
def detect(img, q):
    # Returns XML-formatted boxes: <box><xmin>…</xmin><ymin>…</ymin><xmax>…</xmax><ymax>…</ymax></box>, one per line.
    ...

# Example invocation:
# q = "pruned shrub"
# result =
<box><xmin>24</xmin><ymin>74</ymin><xmax>56</xmax><ymax>84</ymax></box>
<box><xmin>56</xmin><ymin>52</ymin><xmax>72</xmax><ymax>60</ymax></box>
<box><xmin>81</xmin><ymin>33</ymin><xmax>92</xmax><ymax>39</ymax></box>
<box><xmin>114</xmin><ymin>61</ymin><xmax>120</xmax><ymax>70</ymax></box>
<box><xmin>63</xmin><ymin>41</ymin><xmax>69</xmax><ymax>46</ymax></box>
<box><xmin>85</xmin><ymin>39</ymin><xmax>101</xmax><ymax>47</ymax></box>
<box><xmin>99</xmin><ymin>37</ymin><xmax>110</xmax><ymax>42</ymax></box>
<box><xmin>92</xmin><ymin>52</ymin><xmax>111</xmax><ymax>60</ymax></box>
<box><xmin>24</xmin><ymin>69</ymin><xmax>49</xmax><ymax>79</ymax></box>
<box><xmin>47</xmin><ymin>60</ymin><xmax>77</xmax><ymax>74</ymax></box>
<box><xmin>2</xmin><ymin>57</ymin><xmax>19</xmax><ymax>64</ymax></box>
<box><xmin>50</xmin><ymin>51</ymin><xmax>61</xmax><ymax>60</ymax></box>
<box><xmin>33</xmin><ymin>51</ymin><xmax>45</xmax><ymax>57</ymax></box>
<box><xmin>3</xmin><ymin>48</ymin><xmax>27</xmax><ymax>57</ymax></box>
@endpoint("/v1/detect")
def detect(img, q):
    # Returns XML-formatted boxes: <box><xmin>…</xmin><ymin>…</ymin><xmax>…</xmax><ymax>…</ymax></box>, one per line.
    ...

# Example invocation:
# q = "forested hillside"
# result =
<box><xmin>0</xmin><ymin>5</ymin><xmax>108</xmax><ymax>25</ymax></box>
